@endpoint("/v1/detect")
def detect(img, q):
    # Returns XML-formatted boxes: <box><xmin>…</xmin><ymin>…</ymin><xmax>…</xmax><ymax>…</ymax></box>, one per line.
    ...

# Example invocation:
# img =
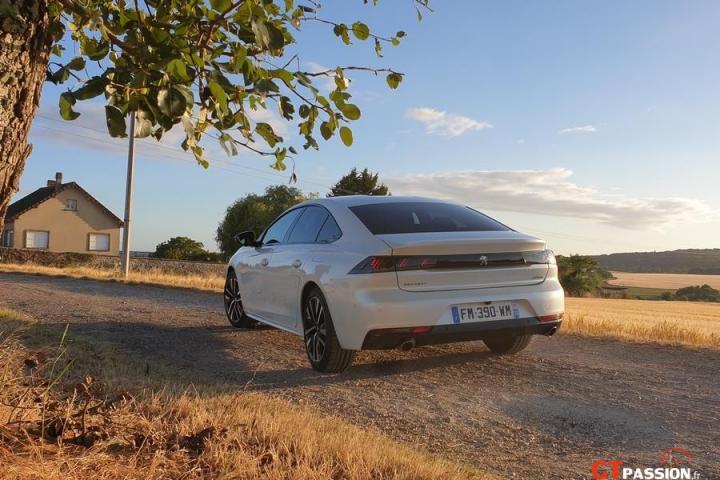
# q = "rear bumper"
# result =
<box><xmin>322</xmin><ymin>275</ymin><xmax>565</xmax><ymax>350</ymax></box>
<box><xmin>362</xmin><ymin>318</ymin><xmax>562</xmax><ymax>349</ymax></box>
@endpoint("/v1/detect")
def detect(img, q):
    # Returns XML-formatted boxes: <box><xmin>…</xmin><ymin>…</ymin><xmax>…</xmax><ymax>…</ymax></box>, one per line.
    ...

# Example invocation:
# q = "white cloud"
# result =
<box><xmin>387</xmin><ymin>168</ymin><xmax>710</xmax><ymax>229</ymax></box>
<box><xmin>406</xmin><ymin>107</ymin><xmax>492</xmax><ymax>137</ymax></box>
<box><xmin>558</xmin><ymin>125</ymin><xmax>597</xmax><ymax>135</ymax></box>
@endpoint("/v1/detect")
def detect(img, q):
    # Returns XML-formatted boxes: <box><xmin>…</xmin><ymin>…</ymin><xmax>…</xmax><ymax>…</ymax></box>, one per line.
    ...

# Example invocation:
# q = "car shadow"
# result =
<box><xmin>7</xmin><ymin>317</ymin><xmax>498</xmax><ymax>392</ymax></box>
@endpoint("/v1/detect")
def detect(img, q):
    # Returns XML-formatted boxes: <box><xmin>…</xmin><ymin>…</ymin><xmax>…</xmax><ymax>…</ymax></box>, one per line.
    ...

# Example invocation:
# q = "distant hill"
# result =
<box><xmin>593</xmin><ymin>249</ymin><xmax>720</xmax><ymax>274</ymax></box>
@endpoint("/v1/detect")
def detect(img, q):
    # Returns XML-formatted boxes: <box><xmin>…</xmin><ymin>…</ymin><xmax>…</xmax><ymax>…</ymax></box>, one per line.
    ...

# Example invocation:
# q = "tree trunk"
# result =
<box><xmin>0</xmin><ymin>0</ymin><xmax>51</xmax><ymax>234</ymax></box>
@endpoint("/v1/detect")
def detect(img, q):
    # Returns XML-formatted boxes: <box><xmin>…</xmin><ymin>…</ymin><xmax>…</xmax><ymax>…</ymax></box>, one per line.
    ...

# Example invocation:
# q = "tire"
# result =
<box><xmin>223</xmin><ymin>269</ymin><xmax>253</xmax><ymax>328</ymax></box>
<box><xmin>302</xmin><ymin>287</ymin><xmax>354</xmax><ymax>373</ymax></box>
<box><xmin>484</xmin><ymin>334</ymin><xmax>532</xmax><ymax>355</ymax></box>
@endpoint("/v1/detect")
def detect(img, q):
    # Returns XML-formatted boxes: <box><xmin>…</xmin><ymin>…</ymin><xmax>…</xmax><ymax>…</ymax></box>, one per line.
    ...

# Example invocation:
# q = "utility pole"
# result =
<box><xmin>120</xmin><ymin>113</ymin><xmax>136</xmax><ymax>279</ymax></box>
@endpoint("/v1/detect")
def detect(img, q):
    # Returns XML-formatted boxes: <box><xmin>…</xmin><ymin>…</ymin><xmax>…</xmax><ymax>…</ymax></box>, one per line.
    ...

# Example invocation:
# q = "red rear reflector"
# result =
<box><xmin>539</xmin><ymin>313</ymin><xmax>563</xmax><ymax>322</ymax></box>
<box><xmin>409</xmin><ymin>326</ymin><xmax>432</xmax><ymax>334</ymax></box>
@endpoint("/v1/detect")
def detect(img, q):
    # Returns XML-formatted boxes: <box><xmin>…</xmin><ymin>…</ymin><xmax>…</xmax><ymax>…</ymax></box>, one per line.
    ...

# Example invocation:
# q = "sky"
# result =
<box><xmin>18</xmin><ymin>0</ymin><xmax>720</xmax><ymax>254</ymax></box>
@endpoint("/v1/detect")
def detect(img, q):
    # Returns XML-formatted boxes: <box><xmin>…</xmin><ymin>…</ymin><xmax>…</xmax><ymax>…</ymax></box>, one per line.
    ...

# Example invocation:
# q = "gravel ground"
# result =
<box><xmin>1</xmin><ymin>273</ymin><xmax>718</xmax><ymax>479</ymax></box>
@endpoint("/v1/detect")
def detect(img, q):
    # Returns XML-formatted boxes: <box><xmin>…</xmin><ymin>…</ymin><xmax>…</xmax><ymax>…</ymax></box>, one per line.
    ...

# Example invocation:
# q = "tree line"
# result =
<box><xmin>155</xmin><ymin>167</ymin><xmax>388</xmax><ymax>260</ymax></box>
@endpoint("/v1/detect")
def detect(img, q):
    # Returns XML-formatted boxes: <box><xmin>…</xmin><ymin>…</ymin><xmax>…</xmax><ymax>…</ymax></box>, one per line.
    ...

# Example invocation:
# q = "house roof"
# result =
<box><xmin>5</xmin><ymin>182</ymin><xmax>123</xmax><ymax>227</ymax></box>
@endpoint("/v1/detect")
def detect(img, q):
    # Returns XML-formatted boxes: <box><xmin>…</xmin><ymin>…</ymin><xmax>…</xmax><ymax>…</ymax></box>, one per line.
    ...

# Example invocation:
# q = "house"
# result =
<box><xmin>2</xmin><ymin>173</ymin><xmax>123</xmax><ymax>255</ymax></box>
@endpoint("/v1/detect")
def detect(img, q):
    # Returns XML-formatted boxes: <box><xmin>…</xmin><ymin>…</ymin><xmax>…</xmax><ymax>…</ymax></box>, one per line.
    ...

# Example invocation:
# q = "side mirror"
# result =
<box><xmin>234</xmin><ymin>231</ymin><xmax>258</xmax><ymax>247</ymax></box>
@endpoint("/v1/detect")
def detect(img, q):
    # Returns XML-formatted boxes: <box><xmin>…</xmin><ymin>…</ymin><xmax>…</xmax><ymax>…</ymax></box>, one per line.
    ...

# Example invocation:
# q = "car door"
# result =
<box><xmin>266</xmin><ymin>206</ymin><xmax>330</xmax><ymax>331</ymax></box>
<box><xmin>245</xmin><ymin>208</ymin><xmax>303</xmax><ymax>323</ymax></box>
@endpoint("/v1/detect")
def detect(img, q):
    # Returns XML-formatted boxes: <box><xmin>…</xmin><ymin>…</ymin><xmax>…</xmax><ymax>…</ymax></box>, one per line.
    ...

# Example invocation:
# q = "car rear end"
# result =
<box><xmin>325</xmin><ymin>199</ymin><xmax>564</xmax><ymax>351</ymax></box>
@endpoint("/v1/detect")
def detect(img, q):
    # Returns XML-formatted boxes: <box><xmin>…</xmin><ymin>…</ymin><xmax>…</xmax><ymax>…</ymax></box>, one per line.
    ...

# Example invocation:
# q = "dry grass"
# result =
<box><xmin>4</xmin><ymin>263</ymin><xmax>718</xmax><ymax>350</ymax></box>
<box><xmin>563</xmin><ymin>297</ymin><xmax>720</xmax><ymax>349</ymax></box>
<box><xmin>0</xmin><ymin>309</ymin><xmax>485</xmax><ymax>480</ymax></box>
<box><xmin>608</xmin><ymin>271</ymin><xmax>720</xmax><ymax>290</ymax></box>
<box><xmin>0</xmin><ymin>263</ymin><xmax>224</xmax><ymax>292</ymax></box>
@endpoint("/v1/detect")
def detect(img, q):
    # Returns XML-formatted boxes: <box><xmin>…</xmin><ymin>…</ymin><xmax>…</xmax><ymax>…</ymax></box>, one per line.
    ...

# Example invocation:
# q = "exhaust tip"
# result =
<box><xmin>545</xmin><ymin>326</ymin><xmax>558</xmax><ymax>337</ymax></box>
<box><xmin>399</xmin><ymin>339</ymin><xmax>416</xmax><ymax>351</ymax></box>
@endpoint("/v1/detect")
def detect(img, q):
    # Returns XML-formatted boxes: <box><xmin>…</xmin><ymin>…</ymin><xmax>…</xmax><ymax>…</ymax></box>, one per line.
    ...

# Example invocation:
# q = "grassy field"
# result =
<box><xmin>608</xmin><ymin>271</ymin><xmax>720</xmax><ymax>290</ymax></box>
<box><xmin>565</xmin><ymin>297</ymin><xmax>720</xmax><ymax>349</ymax></box>
<box><xmin>3</xmin><ymin>263</ymin><xmax>720</xmax><ymax>349</ymax></box>
<box><xmin>0</xmin><ymin>262</ymin><xmax>223</xmax><ymax>292</ymax></box>
<box><xmin>0</xmin><ymin>309</ymin><xmax>486</xmax><ymax>480</ymax></box>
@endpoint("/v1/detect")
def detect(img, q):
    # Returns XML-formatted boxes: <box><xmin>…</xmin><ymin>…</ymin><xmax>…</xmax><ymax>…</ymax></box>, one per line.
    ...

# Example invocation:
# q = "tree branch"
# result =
<box><xmin>300</xmin><ymin>66</ymin><xmax>401</xmax><ymax>77</ymax></box>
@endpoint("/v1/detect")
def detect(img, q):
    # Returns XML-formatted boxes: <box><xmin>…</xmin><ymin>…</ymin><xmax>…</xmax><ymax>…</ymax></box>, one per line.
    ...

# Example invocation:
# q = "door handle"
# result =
<box><xmin>260</xmin><ymin>258</ymin><xmax>269</xmax><ymax>267</ymax></box>
<box><xmin>292</xmin><ymin>259</ymin><xmax>303</xmax><ymax>269</ymax></box>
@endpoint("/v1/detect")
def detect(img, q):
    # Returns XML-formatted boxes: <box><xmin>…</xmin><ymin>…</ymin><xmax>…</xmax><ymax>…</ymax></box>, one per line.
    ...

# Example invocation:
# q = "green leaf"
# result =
<box><xmin>374</xmin><ymin>38</ymin><xmax>383</xmax><ymax>57</ymax></box>
<box><xmin>105</xmin><ymin>105</ymin><xmax>127</xmax><ymax>137</ymax></box>
<box><xmin>157</xmin><ymin>87</ymin><xmax>187</xmax><ymax>118</ymax></box>
<box><xmin>255</xmin><ymin>122</ymin><xmax>282</xmax><ymax>147</ymax></box>
<box><xmin>73</xmin><ymin>77</ymin><xmax>108</xmax><ymax>100</ymax></box>
<box><xmin>50</xmin><ymin>67</ymin><xmax>70</xmax><ymax>84</ymax></box>
<box><xmin>66</xmin><ymin>57</ymin><xmax>85</xmax><ymax>71</ymax></box>
<box><xmin>166</xmin><ymin>58</ymin><xmax>191</xmax><ymax>82</ymax></box>
<box><xmin>80</xmin><ymin>38</ymin><xmax>109</xmax><ymax>61</ymax></box>
<box><xmin>208</xmin><ymin>80</ymin><xmax>229</xmax><ymax>113</ymax></box>
<box><xmin>351</xmin><ymin>21</ymin><xmax>370</xmax><ymax>40</ymax></box>
<box><xmin>219</xmin><ymin>133</ymin><xmax>238</xmax><ymax>156</ymax></box>
<box><xmin>210</xmin><ymin>0</ymin><xmax>232</xmax><ymax>12</ymax></box>
<box><xmin>272</xmin><ymin>148</ymin><xmax>287</xmax><ymax>170</ymax></box>
<box><xmin>265</xmin><ymin>22</ymin><xmax>286</xmax><ymax>50</ymax></box>
<box><xmin>339</xmin><ymin>103</ymin><xmax>361</xmax><ymax>121</ymax></box>
<box><xmin>386</xmin><ymin>72</ymin><xmax>402</xmax><ymax>89</ymax></box>
<box><xmin>59</xmin><ymin>93</ymin><xmax>80</xmax><ymax>120</ymax></box>
<box><xmin>320</xmin><ymin>121</ymin><xmax>333</xmax><ymax>140</ymax></box>
<box><xmin>339</xmin><ymin>126</ymin><xmax>353</xmax><ymax>146</ymax></box>
<box><xmin>333</xmin><ymin>24</ymin><xmax>351</xmax><ymax>45</ymax></box>
<box><xmin>251</xmin><ymin>19</ymin><xmax>271</xmax><ymax>49</ymax></box>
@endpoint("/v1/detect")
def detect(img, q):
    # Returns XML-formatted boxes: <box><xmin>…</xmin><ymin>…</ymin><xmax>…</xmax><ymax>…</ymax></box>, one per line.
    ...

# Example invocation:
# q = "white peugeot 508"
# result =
<box><xmin>224</xmin><ymin>196</ymin><xmax>565</xmax><ymax>373</ymax></box>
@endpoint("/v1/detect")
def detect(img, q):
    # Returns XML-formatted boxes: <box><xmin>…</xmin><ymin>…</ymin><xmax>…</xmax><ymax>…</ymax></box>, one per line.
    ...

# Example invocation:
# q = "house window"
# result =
<box><xmin>88</xmin><ymin>233</ymin><xmax>110</xmax><ymax>252</ymax></box>
<box><xmin>2</xmin><ymin>229</ymin><xmax>13</xmax><ymax>248</ymax></box>
<box><xmin>25</xmin><ymin>231</ymin><xmax>49</xmax><ymax>249</ymax></box>
<box><xmin>65</xmin><ymin>199</ymin><xmax>78</xmax><ymax>211</ymax></box>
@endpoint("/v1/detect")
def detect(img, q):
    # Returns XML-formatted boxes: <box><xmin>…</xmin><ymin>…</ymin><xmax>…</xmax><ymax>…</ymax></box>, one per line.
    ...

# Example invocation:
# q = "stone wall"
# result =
<box><xmin>0</xmin><ymin>247</ymin><xmax>226</xmax><ymax>276</ymax></box>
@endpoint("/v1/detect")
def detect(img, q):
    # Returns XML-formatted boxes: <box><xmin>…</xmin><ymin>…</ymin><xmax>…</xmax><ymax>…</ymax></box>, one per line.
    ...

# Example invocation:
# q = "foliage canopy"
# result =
<box><xmin>557</xmin><ymin>255</ymin><xmax>610</xmax><ymax>297</ymax></box>
<box><xmin>41</xmin><ymin>0</ymin><xmax>431</xmax><ymax>171</ymax></box>
<box><xmin>216</xmin><ymin>184</ymin><xmax>310</xmax><ymax>256</ymax></box>
<box><xmin>154</xmin><ymin>236</ymin><xmax>221</xmax><ymax>261</ymax></box>
<box><xmin>328</xmin><ymin>167</ymin><xmax>389</xmax><ymax>196</ymax></box>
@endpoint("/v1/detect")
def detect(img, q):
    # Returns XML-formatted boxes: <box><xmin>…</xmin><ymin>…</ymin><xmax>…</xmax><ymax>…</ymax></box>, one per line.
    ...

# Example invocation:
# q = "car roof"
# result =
<box><xmin>308</xmin><ymin>195</ymin><xmax>452</xmax><ymax>208</ymax></box>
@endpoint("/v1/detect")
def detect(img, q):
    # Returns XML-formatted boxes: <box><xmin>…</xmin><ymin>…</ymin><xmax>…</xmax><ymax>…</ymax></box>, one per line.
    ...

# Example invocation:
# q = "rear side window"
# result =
<box><xmin>287</xmin><ymin>206</ymin><xmax>329</xmax><ymax>243</ymax></box>
<box><xmin>262</xmin><ymin>208</ymin><xmax>303</xmax><ymax>244</ymax></box>
<box><xmin>349</xmin><ymin>202</ymin><xmax>509</xmax><ymax>235</ymax></box>
<box><xmin>316</xmin><ymin>216</ymin><xmax>342</xmax><ymax>243</ymax></box>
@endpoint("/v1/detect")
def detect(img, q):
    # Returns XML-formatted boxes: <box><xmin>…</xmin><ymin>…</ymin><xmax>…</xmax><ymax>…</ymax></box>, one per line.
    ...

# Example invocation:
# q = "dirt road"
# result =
<box><xmin>1</xmin><ymin>273</ymin><xmax>718</xmax><ymax>479</ymax></box>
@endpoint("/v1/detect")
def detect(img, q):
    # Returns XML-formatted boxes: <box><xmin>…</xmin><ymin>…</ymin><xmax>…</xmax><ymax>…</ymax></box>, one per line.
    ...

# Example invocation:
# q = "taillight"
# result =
<box><xmin>523</xmin><ymin>249</ymin><xmax>556</xmax><ymax>265</ymax></box>
<box><xmin>349</xmin><ymin>250</ymin><xmax>556</xmax><ymax>274</ymax></box>
<box><xmin>349</xmin><ymin>256</ymin><xmax>396</xmax><ymax>274</ymax></box>
<box><xmin>349</xmin><ymin>256</ymin><xmax>439</xmax><ymax>274</ymax></box>
<box><xmin>538</xmin><ymin>313</ymin><xmax>563</xmax><ymax>322</ymax></box>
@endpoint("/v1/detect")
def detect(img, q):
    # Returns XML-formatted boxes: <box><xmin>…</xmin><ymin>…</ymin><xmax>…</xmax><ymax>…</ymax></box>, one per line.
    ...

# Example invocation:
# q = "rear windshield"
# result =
<box><xmin>349</xmin><ymin>202</ymin><xmax>510</xmax><ymax>235</ymax></box>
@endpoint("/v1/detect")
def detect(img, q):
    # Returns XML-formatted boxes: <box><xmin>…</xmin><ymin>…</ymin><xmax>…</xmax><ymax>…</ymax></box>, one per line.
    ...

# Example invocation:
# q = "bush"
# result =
<box><xmin>557</xmin><ymin>255</ymin><xmax>609</xmax><ymax>297</ymax></box>
<box><xmin>155</xmin><ymin>237</ymin><xmax>216</xmax><ymax>261</ymax></box>
<box><xmin>673</xmin><ymin>284</ymin><xmax>720</xmax><ymax>302</ymax></box>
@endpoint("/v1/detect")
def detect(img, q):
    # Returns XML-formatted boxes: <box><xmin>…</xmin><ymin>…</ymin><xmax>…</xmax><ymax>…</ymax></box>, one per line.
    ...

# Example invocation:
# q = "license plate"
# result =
<box><xmin>451</xmin><ymin>302</ymin><xmax>520</xmax><ymax>324</ymax></box>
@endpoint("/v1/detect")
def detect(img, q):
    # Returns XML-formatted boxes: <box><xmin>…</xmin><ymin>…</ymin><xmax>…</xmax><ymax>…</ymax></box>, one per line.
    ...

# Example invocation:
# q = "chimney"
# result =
<box><xmin>54</xmin><ymin>172</ymin><xmax>62</xmax><ymax>192</ymax></box>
